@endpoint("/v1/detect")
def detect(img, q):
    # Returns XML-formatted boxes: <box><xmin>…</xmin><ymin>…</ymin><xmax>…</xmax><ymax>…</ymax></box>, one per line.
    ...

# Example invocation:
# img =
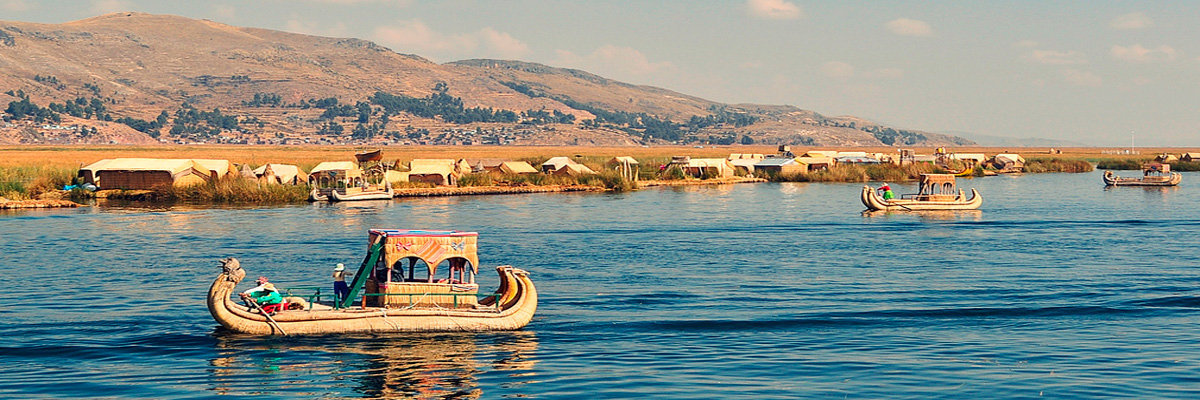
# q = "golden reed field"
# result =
<box><xmin>2</xmin><ymin>145</ymin><xmax>1193</xmax><ymax>169</ymax></box>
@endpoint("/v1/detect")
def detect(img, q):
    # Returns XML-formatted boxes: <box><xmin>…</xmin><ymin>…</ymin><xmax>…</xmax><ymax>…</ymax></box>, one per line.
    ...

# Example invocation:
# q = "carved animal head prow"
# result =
<box><xmin>219</xmin><ymin>257</ymin><xmax>246</xmax><ymax>283</ymax></box>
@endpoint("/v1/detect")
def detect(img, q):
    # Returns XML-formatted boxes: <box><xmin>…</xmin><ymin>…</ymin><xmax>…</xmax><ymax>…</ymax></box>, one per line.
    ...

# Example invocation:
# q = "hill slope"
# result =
<box><xmin>0</xmin><ymin>12</ymin><xmax>972</xmax><ymax>147</ymax></box>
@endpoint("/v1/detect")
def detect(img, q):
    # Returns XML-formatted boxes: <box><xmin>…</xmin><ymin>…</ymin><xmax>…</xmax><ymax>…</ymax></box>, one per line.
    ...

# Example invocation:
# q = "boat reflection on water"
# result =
<box><xmin>208</xmin><ymin>331</ymin><xmax>538</xmax><ymax>398</ymax></box>
<box><xmin>861</xmin><ymin>209</ymin><xmax>982</xmax><ymax>222</ymax></box>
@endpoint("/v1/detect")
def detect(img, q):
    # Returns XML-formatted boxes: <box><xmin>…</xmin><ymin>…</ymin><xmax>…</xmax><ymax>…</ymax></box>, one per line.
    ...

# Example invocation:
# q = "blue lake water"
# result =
<box><xmin>2</xmin><ymin>169</ymin><xmax>1199</xmax><ymax>399</ymax></box>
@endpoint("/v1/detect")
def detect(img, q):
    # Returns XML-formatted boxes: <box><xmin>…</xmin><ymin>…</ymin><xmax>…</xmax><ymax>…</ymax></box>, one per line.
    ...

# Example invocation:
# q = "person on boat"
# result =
<box><xmin>878</xmin><ymin>184</ymin><xmax>895</xmax><ymax>200</ymax></box>
<box><xmin>332</xmin><ymin>263</ymin><xmax>349</xmax><ymax>303</ymax></box>
<box><xmin>240</xmin><ymin>277</ymin><xmax>285</xmax><ymax>313</ymax></box>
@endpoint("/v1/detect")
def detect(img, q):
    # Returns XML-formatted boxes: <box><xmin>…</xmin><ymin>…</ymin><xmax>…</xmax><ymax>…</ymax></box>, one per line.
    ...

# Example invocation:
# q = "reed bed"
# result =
<box><xmin>1095</xmin><ymin>159</ymin><xmax>1145</xmax><ymax>170</ymax></box>
<box><xmin>153</xmin><ymin>178</ymin><xmax>312</xmax><ymax>203</ymax></box>
<box><xmin>767</xmin><ymin>163</ymin><xmax>946</xmax><ymax>183</ymax></box>
<box><xmin>1024</xmin><ymin>158</ymin><xmax>1094</xmax><ymax>173</ymax></box>
<box><xmin>0</xmin><ymin>165</ymin><xmax>77</xmax><ymax>200</ymax></box>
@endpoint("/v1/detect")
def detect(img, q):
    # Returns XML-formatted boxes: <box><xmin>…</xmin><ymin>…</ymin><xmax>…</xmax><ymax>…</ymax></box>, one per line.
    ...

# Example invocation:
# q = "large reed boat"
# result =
<box><xmin>207</xmin><ymin>229</ymin><xmax>537</xmax><ymax>335</ymax></box>
<box><xmin>861</xmin><ymin>174</ymin><xmax>982</xmax><ymax>211</ymax></box>
<box><xmin>1103</xmin><ymin>163</ymin><xmax>1181</xmax><ymax>187</ymax></box>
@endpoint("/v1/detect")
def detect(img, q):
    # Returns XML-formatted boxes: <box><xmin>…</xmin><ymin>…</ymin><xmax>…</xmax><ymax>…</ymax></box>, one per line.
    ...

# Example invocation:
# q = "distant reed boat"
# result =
<box><xmin>207</xmin><ymin>229</ymin><xmax>537</xmax><ymax>335</ymax></box>
<box><xmin>1103</xmin><ymin>163</ymin><xmax>1181</xmax><ymax>187</ymax></box>
<box><xmin>861</xmin><ymin>174</ymin><xmax>982</xmax><ymax>211</ymax></box>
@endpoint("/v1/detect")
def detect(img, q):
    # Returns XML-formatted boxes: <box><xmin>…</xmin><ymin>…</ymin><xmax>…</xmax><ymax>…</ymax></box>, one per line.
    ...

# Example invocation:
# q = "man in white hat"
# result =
<box><xmin>332</xmin><ymin>263</ymin><xmax>349</xmax><ymax>303</ymax></box>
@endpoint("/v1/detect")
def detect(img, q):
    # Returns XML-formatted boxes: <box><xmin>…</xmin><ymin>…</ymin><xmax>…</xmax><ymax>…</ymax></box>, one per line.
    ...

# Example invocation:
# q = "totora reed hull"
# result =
<box><xmin>207</xmin><ymin>258</ymin><xmax>537</xmax><ymax>335</ymax></box>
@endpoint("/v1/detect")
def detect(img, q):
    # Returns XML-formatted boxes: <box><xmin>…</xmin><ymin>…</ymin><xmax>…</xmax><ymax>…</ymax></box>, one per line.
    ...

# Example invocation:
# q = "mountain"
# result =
<box><xmin>0</xmin><ymin>12</ymin><xmax>974</xmax><ymax>147</ymax></box>
<box><xmin>944</xmin><ymin>131</ymin><xmax>1086</xmax><ymax>147</ymax></box>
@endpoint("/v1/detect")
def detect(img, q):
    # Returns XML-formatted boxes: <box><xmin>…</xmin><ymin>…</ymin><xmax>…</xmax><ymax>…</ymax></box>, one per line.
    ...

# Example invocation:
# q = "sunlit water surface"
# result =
<box><xmin>2</xmin><ymin>170</ymin><xmax>1199</xmax><ymax>399</ymax></box>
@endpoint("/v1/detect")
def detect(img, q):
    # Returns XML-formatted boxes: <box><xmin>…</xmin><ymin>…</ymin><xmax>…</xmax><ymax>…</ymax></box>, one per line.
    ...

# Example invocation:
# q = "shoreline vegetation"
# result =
<box><xmin>0</xmin><ymin>145</ymin><xmax>1177</xmax><ymax>207</ymax></box>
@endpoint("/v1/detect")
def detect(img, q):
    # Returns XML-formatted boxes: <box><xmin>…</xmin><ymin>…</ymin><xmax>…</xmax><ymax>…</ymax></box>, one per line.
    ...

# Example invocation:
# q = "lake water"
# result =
<box><xmin>3</xmin><ymin>169</ymin><xmax>1199</xmax><ymax>399</ymax></box>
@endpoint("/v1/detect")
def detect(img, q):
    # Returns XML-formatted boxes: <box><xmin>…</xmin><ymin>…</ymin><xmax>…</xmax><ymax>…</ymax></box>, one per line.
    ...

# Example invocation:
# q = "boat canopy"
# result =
<box><xmin>369</xmin><ymin>229</ymin><xmax>479</xmax><ymax>274</ymax></box>
<box><xmin>918</xmin><ymin>174</ymin><xmax>958</xmax><ymax>196</ymax></box>
<box><xmin>1143</xmin><ymin>163</ymin><xmax>1170</xmax><ymax>173</ymax></box>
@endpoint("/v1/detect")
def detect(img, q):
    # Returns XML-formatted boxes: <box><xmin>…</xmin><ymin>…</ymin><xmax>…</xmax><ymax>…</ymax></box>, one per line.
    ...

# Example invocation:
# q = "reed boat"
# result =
<box><xmin>207</xmin><ymin>229</ymin><xmax>537</xmax><ymax>335</ymax></box>
<box><xmin>861</xmin><ymin>174</ymin><xmax>982</xmax><ymax>211</ymax></box>
<box><xmin>1103</xmin><ymin>163</ymin><xmax>1181</xmax><ymax>187</ymax></box>
<box><xmin>309</xmin><ymin>186</ymin><xmax>394</xmax><ymax>201</ymax></box>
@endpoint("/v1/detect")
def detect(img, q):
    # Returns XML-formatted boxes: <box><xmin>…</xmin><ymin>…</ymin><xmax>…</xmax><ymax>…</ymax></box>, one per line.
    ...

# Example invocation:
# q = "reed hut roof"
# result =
<box><xmin>83</xmin><ymin>158</ymin><xmax>212</xmax><ymax>175</ymax></box>
<box><xmin>552</xmin><ymin>163</ymin><xmax>596</xmax><ymax>176</ymax></box>
<box><xmin>608</xmin><ymin>156</ymin><xmax>640</xmax><ymax>165</ymax></box>
<box><xmin>253</xmin><ymin>164</ymin><xmax>305</xmax><ymax>183</ymax></box>
<box><xmin>803</xmin><ymin>150</ymin><xmax>840</xmax><ymax>158</ymax></box>
<box><xmin>409</xmin><ymin>159</ymin><xmax>459</xmax><ymax>176</ymax></box>
<box><xmin>755</xmin><ymin>157</ymin><xmax>798</xmax><ymax>167</ymax></box>
<box><xmin>795</xmin><ymin>156</ymin><xmax>833</xmax><ymax>165</ymax></box>
<box><xmin>949</xmin><ymin>153</ymin><xmax>987</xmax><ymax>161</ymax></box>
<box><xmin>994</xmin><ymin>153</ymin><xmax>1025</xmax><ymax>163</ymax></box>
<box><xmin>310</xmin><ymin>161</ymin><xmax>362</xmax><ymax>178</ymax></box>
<box><xmin>499</xmin><ymin>161</ymin><xmax>538</xmax><ymax>174</ymax></box>
<box><xmin>193</xmin><ymin>159</ymin><xmax>235</xmax><ymax>176</ymax></box>
<box><xmin>541</xmin><ymin>156</ymin><xmax>575</xmax><ymax>170</ymax></box>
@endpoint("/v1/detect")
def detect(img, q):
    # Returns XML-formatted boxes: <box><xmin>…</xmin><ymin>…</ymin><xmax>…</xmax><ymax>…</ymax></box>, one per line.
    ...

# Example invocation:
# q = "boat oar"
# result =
<box><xmin>245</xmin><ymin>298</ymin><xmax>288</xmax><ymax>336</ymax></box>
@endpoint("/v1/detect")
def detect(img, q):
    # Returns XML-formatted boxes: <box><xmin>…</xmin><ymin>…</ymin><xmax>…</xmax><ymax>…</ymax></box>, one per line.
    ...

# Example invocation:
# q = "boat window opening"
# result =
<box><xmin>436</xmin><ymin>258</ymin><xmax>474</xmax><ymax>284</ymax></box>
<box><xmin>392</xmin><ymin>257</ymin><xmax>429</xmax><ymax>283</ymax></box>
<box><xmin>942</xmin><ymin>182</ymin><xmax>953</xmax><ymax>194</ymax></box>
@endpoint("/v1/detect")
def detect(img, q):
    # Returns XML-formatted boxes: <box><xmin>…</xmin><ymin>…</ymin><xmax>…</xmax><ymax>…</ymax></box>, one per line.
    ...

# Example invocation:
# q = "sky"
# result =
<box><xmin>3</xmin><ymin>0</ymin><xmax>1199</xmax><ymax>146</ymax></box>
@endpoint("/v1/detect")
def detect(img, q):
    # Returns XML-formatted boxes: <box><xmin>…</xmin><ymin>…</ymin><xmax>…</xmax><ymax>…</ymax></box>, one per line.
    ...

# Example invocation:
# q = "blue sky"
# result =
<box><xmin>3</xmin><ymin>0</ymin><xmax>1198</xmax><ymax>146</ymax></box>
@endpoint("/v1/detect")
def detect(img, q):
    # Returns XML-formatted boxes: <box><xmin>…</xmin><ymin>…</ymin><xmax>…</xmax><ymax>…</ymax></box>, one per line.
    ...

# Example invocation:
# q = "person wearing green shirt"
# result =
<box><xmin>879</xmin><ymin>184</ymin><xmax>895</xmax><ymax>200</ymax></box>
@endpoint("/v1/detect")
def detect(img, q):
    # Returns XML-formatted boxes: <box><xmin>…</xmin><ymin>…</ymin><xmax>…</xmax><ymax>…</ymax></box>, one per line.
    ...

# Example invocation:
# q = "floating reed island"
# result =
<box><xmin>0</xmin><ymin>146</ymin><xmax>1107</xmax><ymax>205</ymax></box>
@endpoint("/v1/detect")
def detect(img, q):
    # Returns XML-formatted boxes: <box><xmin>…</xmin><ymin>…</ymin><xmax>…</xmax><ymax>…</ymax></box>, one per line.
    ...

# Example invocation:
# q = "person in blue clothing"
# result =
<box><xmin>332</xmin><ymin>263</ymin><xmax>350</xmax><ymax>303</ymax></box>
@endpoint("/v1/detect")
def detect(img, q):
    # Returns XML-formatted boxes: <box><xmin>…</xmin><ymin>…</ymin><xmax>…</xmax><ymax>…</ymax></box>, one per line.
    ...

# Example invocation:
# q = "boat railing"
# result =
<box><xmin>363</xmin><ymin>292</ymin><xmax>489</xmax><ymax>309</ymax></box>
<box><xmin>283</xmin><ymin>286</ymin><xmax>325</xmax><ymax>309</ymax></box>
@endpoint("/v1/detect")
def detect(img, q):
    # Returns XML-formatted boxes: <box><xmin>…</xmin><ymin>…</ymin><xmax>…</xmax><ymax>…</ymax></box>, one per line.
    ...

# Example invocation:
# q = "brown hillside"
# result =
<box><xmin>0</xmin><ymin>12</ymin><xmax>972</xmax><ymax>147</ymax></box>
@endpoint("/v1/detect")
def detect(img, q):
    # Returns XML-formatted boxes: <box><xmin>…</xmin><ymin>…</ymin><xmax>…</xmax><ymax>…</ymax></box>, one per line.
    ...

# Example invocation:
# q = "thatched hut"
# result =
<box><xmin>669</xmin><ymin>157</ymin><xmax>733</xmax><ymax>178</ymax></box>
<box><xmin>540</xmin><ymin>156</ymin><xmax>575</xmax><ymax>173</ymax></box>
<box><xmin>408</xmin><ymin>159</ymin><xmax>463</xmax><ymax>186</ymax></box>
<box><xmin>607</xmin><ymin>156</ymin><xmax>641</xmax><ymax>181</ymax></box>
<box><xmin>253</xmin><ymin>164</ymin><xmax>307</xmax><ymax>185</ymax></box>
<box><xmin>551</xmin><ymin>163</ymin><xmax>597</xmax><ymax>177</ymax></box>
<box><xmin>755</xmin><ymin>157</ymin><xmax>805</xmax><ymax>175</ymax></box>
<box><xmin>1182</xmin><ymin>153</ymin><xmax>1200</xmax><ymax>162</ymax></box>
<box><xmin>726</xmin><ymin>154</ymin><xmax>764</xmax><ymax>176</ymax></box>
<box><xmin>495</xmin><ymin>161</ymin><xmax>538</xmax><ymax>175</ymax></box>
<box><xmin>83</xmin><ymin>158</ymin><xmax>215</xmax><ymax>189</ymax></box>
<box><xmin>795</xmin><ymin>156</ymin><xmax>833</xmax><ymax>171</ymax></box>
<box><xmin>991</xmin><ymin>153</ymin><xmax>1026</xmax><ymax>170</ymax></box>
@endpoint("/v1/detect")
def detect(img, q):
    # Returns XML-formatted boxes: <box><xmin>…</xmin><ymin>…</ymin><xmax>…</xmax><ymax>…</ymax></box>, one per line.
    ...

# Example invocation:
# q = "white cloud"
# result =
<box><xmin>477</xmin><ymin>28</ymin><xmax>530</xmax><ymax>59</ymax></box>
<box><xmin>1</xmin><ymin>0</ymin><xmax>31</xmax><ymax>12</ymax></box>
<box><xmin>301</xmin><ymin>0</ymin><xmax>413</xmax><ymax>4</ymax></box>
<box><xmin>372</xmin><ymin>19</ymin><xmax>529</xmax><ymax>60</ymax></box>
<box><xmin>747</xmin><ymin>0</ymin><xmax>802</xmax><ymax>20</ymax></box>
<box><xmin>555</xmin><ymin>45</ymin><xmax>675</xmax><ymax>77</ymax></box>
<box><xmin>739</xmin><ymin>61</ymin><xmax>764</xmax><ymax>70</ymax></box>
<box><xmin>1062</xmin><ymin>69</ymin><xmax>1102</xmax><ymax>87</ymax></box>
<box><xmin>1110</xmin><ymin>12</ymin><xmax>1153</xmax><ymax>30</ymax></box>
<box><xmin>1012</xmin><ymin>40</ymin><xmax>1039</xmax><ymax>49</ymax></box>
<box><xmin>864</xmin><ymin>68</ymin><xmax>904</xmax><ymax>79</ymax></box>
<box><xmin>821</xmin><ymin>61</ymin><xmax>855</xmax><ymax>79</ymax></box>
<box><xmin>91</xmin><ymin>0</ymin><xmax>131</xmax><ymax>14</ymax></box>
<box><xmin>1110</xmin><ymin>44</ymin><xmax>1177</xmax><ymax>63</ymax></box>
<box><xmin>885</xmin><ymin>18</ymin><xmax>933</xmax><ymax>37</ymax></box>
<box><xmin>1024</xmin><ymin>49</ymin><xmax>1087</xmax><ymax>65</ymax></box>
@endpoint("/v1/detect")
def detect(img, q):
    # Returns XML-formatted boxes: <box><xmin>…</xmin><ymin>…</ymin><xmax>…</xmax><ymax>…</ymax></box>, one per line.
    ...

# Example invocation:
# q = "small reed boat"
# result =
<box><xmin>1103</xmin><ymin>163</ymin><xmax>1181</xmax><ymax>186</ymax></box>
<box><xmin>207</xmin><ymin>229</ymin><xmax>537</xmax><ymax>335</ymax></box>
<box><xmin>861</xmin><ymin>174</ymin><xmax>982</xmax><ymax>211</ymax></box>
<box><xmin>318</xmin><ymin>186</ymin><xmax>394</xmax><ymax>201</ymax></box>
